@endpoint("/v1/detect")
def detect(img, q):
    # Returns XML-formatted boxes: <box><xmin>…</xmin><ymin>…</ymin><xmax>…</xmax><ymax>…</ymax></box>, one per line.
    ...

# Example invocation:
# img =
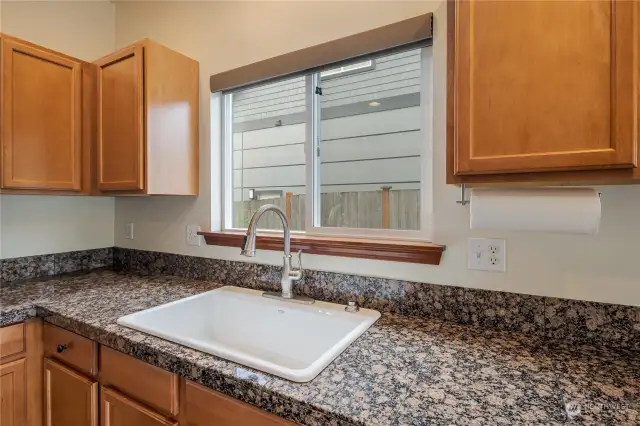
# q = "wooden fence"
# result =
<box><xmin>233</xmin><ymin>189</ymin><xmax>420</xmax><ymax>231</ymax></box>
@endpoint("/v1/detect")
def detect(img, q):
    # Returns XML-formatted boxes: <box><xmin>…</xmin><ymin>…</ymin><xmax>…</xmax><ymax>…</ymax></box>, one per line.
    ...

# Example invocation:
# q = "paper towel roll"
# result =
<box><xmin>470</xmin><ymin>188</ymin><xmax>601</xmax><ymax>235</ymax></box>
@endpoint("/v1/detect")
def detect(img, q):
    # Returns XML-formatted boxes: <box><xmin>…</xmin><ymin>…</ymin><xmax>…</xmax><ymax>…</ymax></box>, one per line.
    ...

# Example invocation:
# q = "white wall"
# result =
<box><xmin>113</xmin><ymin>1</ymin><xmax>640</xmax><ymax>307</ymax></box>
<box><xmin>0</xmin><ymin>1</ymin><xmax>116</xmax><ymax>258</ymax></box>
<box><xmin>0</xmin><ymin>0</ymin><xmax>3</xmax><ymax>259</ymax></box>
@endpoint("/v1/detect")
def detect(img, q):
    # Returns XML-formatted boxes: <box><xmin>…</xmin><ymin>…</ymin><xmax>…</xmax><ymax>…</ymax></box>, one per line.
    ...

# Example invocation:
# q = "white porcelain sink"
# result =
<box><xmin>117</xmin><ymin>287</ymin><xmax>380</xmax><ymax>382</ymax></box>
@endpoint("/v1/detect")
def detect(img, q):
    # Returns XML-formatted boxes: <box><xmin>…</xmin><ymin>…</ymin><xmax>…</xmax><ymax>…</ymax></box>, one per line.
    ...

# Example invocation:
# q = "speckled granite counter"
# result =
<box><xmin>1</xmin><ymin>271</ymin><xmax>638</xmax><ymax>425</ymax></box>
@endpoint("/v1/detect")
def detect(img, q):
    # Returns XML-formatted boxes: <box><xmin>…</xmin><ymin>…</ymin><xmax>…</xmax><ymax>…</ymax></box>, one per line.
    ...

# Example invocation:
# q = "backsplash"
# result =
<box><xmin>0</xmin><ymin>248</ymin><xmax>113</xmax><ymax>283</ymax></box>
<box><xmin>111</xmin><ymin>248</ymin><xmax>640</xmax><ymax>351</ymax></box>
<box><xmin>2</xmin><ymin>247</ymin><xmax>638</xmax><ymax>350</ymax></box>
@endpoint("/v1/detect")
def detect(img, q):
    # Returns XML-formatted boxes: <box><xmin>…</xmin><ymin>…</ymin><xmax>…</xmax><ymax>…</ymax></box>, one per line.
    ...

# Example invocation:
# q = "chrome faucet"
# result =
<box><xmin>240</xmin><ymin>204</ymin><xmax>314</xmax><ymax>304</ymax></box>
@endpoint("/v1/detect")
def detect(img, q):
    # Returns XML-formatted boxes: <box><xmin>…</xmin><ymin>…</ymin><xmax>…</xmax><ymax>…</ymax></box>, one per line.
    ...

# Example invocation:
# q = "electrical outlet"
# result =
<box><xmin>186</xmin><ymin>225</ymin><xmax>202</xmax><ymax>246</ymax></box>
<box><xmin>468</xmin><ymin>238</ymin><xmax>506</xmax><ymax>272</ymax></box>
<box><xmin>125</xmin><ymin>222</ymin><xmax>134</xmax><ymax>240</ymax></box>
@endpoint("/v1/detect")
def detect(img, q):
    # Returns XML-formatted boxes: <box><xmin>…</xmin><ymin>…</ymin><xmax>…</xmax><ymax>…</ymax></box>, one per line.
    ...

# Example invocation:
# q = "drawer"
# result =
<box><xmin>100</xmin><ymin>346</ymin><xmax>179</xmax><ymax>416</ymax></box>
<box><xmin>0</xmin><ymin>323</ymin><xmax>26</xmax><ymax>361</ymax></box>
<box><xmin>184</xmin><ymin>379</ymin><xmax>294</xmax><ymax>426</ymax></box>
<box><xmin>44</xmin><ymin>323</ymin><xmax>98</xmax><ymax>376</ymax></box>
<box><xmin>102</xmin><ymin>386</ymin><xmax>177</xmax><ymax>426</ymax></box>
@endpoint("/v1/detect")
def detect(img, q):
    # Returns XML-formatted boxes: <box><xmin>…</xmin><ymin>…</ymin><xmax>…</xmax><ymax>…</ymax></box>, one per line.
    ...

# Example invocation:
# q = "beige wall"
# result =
<box><xmin>113</xmin><ymin>1</ymin><xmax>640</xmax><ymax>307</ymax></box>
<box><xmin>2</xmin><ymin>0</ymin><xmax>115</xmax><ymax>61</ymax></box>
<box><xmin>0</xmin><ymin>1</ymin><xmax>116</xmax><ymax>258</ymax></box>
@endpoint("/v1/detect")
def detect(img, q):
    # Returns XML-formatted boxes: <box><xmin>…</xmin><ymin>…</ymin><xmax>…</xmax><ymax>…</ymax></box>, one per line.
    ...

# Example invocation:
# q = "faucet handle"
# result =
<box><xmin>295</xmin><ymin>250</ymin><xmax>303</xmax><ymax>272</ymax></box>
<box><xmin>288</xmin><ymin>249</ymin><xmax>303</xmax><ymax>282</ymax></box>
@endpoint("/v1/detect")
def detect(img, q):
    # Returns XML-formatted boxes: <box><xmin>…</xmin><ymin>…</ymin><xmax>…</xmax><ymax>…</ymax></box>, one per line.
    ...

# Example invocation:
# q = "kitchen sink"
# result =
<box><xmin>117</xmin><ymin>286</ymin><xmax>380</xmax><ymax>382</ymax></box>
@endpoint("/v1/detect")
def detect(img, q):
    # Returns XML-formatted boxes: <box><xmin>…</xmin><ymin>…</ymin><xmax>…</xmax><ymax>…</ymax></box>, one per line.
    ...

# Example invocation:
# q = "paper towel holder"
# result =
<box><xmin>456</xmin><ymin>185</ymin><xmax>601</xmax><ymax>207</ymax></box>
<box><xmin>456</xmin><ymin>184</ymin><xmax>470</xmax><ymax>206</ymax></box>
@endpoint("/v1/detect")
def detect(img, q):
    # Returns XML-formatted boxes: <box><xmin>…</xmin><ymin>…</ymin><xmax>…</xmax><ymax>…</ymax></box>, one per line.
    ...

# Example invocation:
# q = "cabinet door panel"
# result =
<box><xmin>96</xmin><ymin>45</ymin><xmax>145</xmax><ymax>192</ymax></box>
<box><xmin>183</xmin><ymin>380</ymin><xmax>292</xmax><ymax>426</ymax></box>
<box><xmin>452</xmin><ymin>0</ymin><xmax>637</xmax><ymax>175</ymax></box>
<box><xmin>1</xmin><ymin>39</ymin><xmax>82</xmax><ymax>190</ymax></box>
<box><xmin>101</xmin><ymin>387</ymin><xmax>176</xmax><ymax>426</ymax></box>
<box><xmin>0</xmin><ymin>359</ymin><xmax>26</xmax><ymax>426</ymax></box>
<box><xmin>44</xmin><ymin>358</ymin><xmax>97</xmax><ymax>426</ymax></box>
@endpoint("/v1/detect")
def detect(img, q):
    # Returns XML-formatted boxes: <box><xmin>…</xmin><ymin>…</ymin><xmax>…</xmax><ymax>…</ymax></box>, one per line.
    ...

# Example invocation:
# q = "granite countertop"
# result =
<box><xmin>1</xmin><ymin>271</ymin><xmax>638</xmax><ymax>426</ymax></box>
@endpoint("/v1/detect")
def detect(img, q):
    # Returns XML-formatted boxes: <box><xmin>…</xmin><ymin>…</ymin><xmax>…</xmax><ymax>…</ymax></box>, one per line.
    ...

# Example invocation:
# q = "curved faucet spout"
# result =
<box><xmin>241</xmin><ymin>204</ymin><xmax>290</xmax><ymax>257</ymax></box>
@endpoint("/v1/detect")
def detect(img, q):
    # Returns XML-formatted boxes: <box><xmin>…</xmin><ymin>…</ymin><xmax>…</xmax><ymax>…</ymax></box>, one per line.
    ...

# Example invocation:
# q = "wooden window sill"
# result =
<box><xmin>198</xmin><ymin>231</ymin><xmax>445</xmax><ymax>265</ymax></box>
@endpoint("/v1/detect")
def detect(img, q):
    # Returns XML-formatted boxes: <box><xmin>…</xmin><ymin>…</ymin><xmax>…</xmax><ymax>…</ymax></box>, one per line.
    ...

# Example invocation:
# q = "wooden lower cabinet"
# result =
<box><xmin>2</xmin><ymin>322</ymin><xmax>294</xmax><ymax>426</ymax></box>
<box><xmin>0</xmin><ymin>324</ymin><xmax>26</xmax><ymax>360</ymax></box>
<box><xmin>182</xmin><ymin>380</ymin><xmax>292</xmax><ymax>426</ymax></box>
<box><xmin>0</xmin><ymin>359</ymin><xmax>27</xmax><ymax>426</ymax></box>
<box><xmin>99</xmin><ymin>346</ymin><xmax>178</xmax><ymax>416</ymax></box>
<box><xmin>44</xmin><ymin>358</ymin><xmax>97</xmax><ymax>426</ymax></box>
<box><xmin>101</xmin><ymin>387</ymin><xmax>177</xmax><ymax>426</ymax></box>
<box><xmin>1</xmin><ymin>320</ymin><xmax>43</xmax><ymax>426</ymax></box>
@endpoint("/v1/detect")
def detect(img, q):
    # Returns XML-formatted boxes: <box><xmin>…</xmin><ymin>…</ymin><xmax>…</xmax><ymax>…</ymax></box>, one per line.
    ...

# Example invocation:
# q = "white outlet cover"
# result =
<box><xmin>187</xmin><ymin>225</ymin><xmax>202</xmax><ymax>246</ymax></box>
<box><xmin>125</xmin><ymin>222</ymin><xmax>134</xmax><ymax>240</ymax></box>
<box><xmin>467</xmin><ymin>238</ymin><xmax>506</xmax><ymax>272</ymax></box>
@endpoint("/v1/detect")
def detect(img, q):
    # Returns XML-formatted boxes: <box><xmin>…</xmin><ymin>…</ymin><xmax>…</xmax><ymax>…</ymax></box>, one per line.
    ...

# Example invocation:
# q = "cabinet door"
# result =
<box><xmin>44</xmin><ymin>358</ymin><xmax>97</xmax><ymax>426</ymax></box>
<box><xmin>451</xmin><ymin>0</ymin><xmax>637</xmax><ymax>175</ymax></box>
<box><xmin>1</xmin><ymin>39</ymin><xmax>83</xmax><ymax>190</ymax></box>
<box><xmin>95</xmin><ymin>45</ymin><xmax>145</xmax><ymax>192</ymax></box>
<box><xmin>0</xmin><ymin>359</ymin><xmax>26</xmax><ymax>426</ymax></box>
<box><xmin>183</xmin><ymin>380</ymin><xmax>292</xmax><ymax>426</ymax></box>
<box><xmin>101</xmin><ymin>387</ymin><xmax>176</xmax><ymax>426</ymax></box>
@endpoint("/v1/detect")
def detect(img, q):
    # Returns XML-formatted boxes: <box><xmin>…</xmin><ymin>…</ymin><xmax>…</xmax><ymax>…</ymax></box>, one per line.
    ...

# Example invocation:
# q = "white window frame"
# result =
<box><xmin>320</xmin><ymin>60</ymin><xmax>375</xmax><ymax>80</ymax></box>
<box><xmin>221</xmin><ymin>47</ymin><xmax>433</xmax><ymax>242</ymax></box>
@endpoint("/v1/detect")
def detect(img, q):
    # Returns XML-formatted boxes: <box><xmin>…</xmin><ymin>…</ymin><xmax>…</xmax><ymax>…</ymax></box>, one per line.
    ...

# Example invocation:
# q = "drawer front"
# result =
<box><xmin>0</xmin><ymin>323</ymin><xmax>26</xmax><ymax>361</ymax></box>
<box><xmin>43</xmin><ymin>323</ymin><xmax>97</xmax><ymax>376</ymax></box>
<box><xmin>101</xmin><ymin>386</ymin><xmax>177</xmax><ymax>426</ymax></box>
<box><xmin>184</xmin><ymin>379</ymin><xmax>293</xmax><ymax>426</ymax></box>
<box><xmin>100</xmin><ymin>346</ymin><xmax>178</xmax><ymax>416</ymax></box>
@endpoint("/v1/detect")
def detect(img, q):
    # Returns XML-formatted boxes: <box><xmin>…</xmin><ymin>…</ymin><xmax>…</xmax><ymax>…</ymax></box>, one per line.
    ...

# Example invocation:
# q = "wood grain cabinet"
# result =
<box><xmin>448</xmin><ymin>0</ymin><xmax>640</xmax><ymax>184</ymax></box>
<box><xmin>1</xmin><ymin>322</ymin><xmax>296</xmax><ymax>426</ymax></box>
<box><xmin>0</xmin><ymin>320</ymin><xmax>43</xmax><ymax>426</ymax></box>
<box><xmin>0</xmin><ymin>35</ymin><xmax>94</xmax><ymax>194</ymax></box>
<box><xmin>0</xmin><ymin>359</ymin><xmax>27</xmax><ymax>426</ymax></box>
<box><xmin>182</xmin><ymin>379</ymin><xmax>293</xmax><ymax>426</ymax></box>
<box><xmin>101</xmin><ymin>387</ymin><xmax>177</xmax><ymax>426</ymax></box>
<box><xmin>44</xmin><ymin>358</ymin><xmax>97</xmax><ymax>426</ymax></box>
<box><xmin>94</xmin><ymin>39</ymin><xmax>199</xmax><ymax>195</ymax></box>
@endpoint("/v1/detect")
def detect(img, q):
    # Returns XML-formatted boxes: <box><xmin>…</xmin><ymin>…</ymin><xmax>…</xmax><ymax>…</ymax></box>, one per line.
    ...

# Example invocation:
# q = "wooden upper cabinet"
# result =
<box><xmin>1</xmin><ymin>38</ymin><xmax>83</xmax><ymax>191</ymax></box>
<box><xmin>450</xmin><ymin>0</ymin><xmax>638</xmax><ymax>178</ymax></box>
<box><xmin>95</xmin><ymin>39</ymin><xmax>199</xmax><ymax>195</ymax></box>
<box><xmin>44</xmin><ymin>358</ymin><xmax>97</xmax><ymax>426</ymax></box>
<box><xmin>0</xmin><ymin>359</ymin><xmax>26</xmax><ymax>426</ymax></box>
<box><xmin>95</xmin><ymin>45</ymin><xmax>145</xmax><ymax>192</ymax></box>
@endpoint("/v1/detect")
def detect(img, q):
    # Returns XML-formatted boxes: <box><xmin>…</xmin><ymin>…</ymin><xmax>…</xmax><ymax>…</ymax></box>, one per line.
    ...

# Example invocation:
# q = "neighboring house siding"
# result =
<box><xmin>231</xmin><ymin>48</ymin><xmax>425</xmax><ymax>202</ymax></box>
<box><xmin>233</xmin><ymin>106</ymin><xmax>422</xmax><ymax>201</ymax></box>
<box><xmin>232</xmin><ymin>49</ymin><xmax>421</xmax><ymax>122</ymax></box>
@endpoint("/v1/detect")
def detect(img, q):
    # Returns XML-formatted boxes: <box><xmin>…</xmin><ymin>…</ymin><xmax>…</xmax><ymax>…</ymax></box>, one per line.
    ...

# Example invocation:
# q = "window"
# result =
<box><xmin>222</xmin><ymin>47</ymin><xmax>432</xmax><ymax>240</ymax></box>
<box><xmin>320</xmin><ymin>60</ymin><xmax>375</xmax><ymax>79</ymax></box>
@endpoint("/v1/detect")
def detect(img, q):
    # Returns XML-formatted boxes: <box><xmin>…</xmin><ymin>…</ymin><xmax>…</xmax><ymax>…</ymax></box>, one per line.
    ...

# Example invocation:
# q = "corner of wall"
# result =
<box><xmin>0</xmin><ymin>1</ymin><xmax>117</xmax><ymax>259</ymax></box>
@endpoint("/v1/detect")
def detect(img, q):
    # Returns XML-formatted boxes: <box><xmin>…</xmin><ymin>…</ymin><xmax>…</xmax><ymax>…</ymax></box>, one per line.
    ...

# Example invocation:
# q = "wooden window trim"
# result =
<box><xmin>199</xmin><ymin>231</ymin><xmax>445</xmax><ymax>265</ymax></box>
